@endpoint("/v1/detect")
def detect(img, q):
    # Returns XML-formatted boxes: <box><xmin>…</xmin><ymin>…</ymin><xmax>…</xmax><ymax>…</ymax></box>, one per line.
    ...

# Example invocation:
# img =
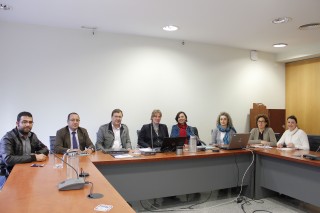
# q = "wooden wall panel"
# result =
<box><xmin>286</xmin><ymin>58</ymin><xmax>320</xmax><ymax>134</ymax></box>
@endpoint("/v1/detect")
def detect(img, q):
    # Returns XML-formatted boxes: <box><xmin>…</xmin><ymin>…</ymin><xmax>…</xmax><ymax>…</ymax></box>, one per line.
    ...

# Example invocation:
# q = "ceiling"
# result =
<box><xmin>1</xmin><ymin>0</ymin><xmax>320</xmax><ymax>61</ymax></box>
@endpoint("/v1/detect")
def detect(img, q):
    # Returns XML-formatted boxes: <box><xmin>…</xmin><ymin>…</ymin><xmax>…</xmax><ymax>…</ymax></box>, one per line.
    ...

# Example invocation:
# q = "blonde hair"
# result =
<box><xmin>150</xmin><ymin>109</ymin><xmax>162</xmax><ymax>120</ymax></box>
<box><xmin>216</xmin><ymin>112</ymin><xmax>234</xmax><ymax>127</ymax></box>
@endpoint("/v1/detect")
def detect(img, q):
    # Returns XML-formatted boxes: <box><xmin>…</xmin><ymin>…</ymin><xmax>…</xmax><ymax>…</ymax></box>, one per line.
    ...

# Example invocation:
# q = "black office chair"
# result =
<box><xmin>274</xmin><ymin>133</ymin><xmax>282</xmax><ymax>142</ymax></box>
<box><xmin>308</xmin><ymin>135</ymin><xmax>320</xmax><ymax>152</ymax></box>
<box><xmin>49</xmin><ymin>136</ymin><xmax>56</xmax><ymax>154</ymax></box>
<box><xmin>192</xmin><ymin>127</ymin><xmax>206</xmax><ymax>146</ymax></box>
<box><xmin>136</xmin><ymin>130</ymin><xmax>141</xmax><ymax>148</ymax></box>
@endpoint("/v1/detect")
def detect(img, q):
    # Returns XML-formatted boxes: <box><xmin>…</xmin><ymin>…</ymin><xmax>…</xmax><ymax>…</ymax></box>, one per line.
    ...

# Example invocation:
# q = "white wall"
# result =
<box><xmin>0</xmin><ymin>21</ymin><xmax>285</xmax><ymax>148</ymax></box>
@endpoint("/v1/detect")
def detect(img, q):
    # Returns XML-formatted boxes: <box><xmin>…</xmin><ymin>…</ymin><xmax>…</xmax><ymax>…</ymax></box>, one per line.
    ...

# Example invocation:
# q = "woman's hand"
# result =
<box><xmin>287</xmin><ymin>143</ymin><xmax>295</xmax><ymax>148</ymax></box>
<box><xmin>261</xmin><ymin>141</ymin><xmax>271</xmax><ymax>146</ymax></box>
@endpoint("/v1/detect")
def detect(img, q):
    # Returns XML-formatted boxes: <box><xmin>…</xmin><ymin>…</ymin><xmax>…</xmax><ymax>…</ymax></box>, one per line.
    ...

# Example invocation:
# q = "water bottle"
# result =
<box><xmin>189</xmin><ymin>135</ymin><xmax>197</xmax><ymax>153</ymax></box>
<box><xmin>66</xmin><ymin>151</ymin><xmax>79</xmax><ymax>179</ymax></box>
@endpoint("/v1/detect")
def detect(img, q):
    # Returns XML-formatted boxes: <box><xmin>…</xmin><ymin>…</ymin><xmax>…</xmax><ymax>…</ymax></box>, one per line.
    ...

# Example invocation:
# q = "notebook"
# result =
<box><xmin>160</xmin><ymin>137</ymin><xmax>186</xmax><ymax>152</ymax></box>
<box><xmin>102</xmin><ymin>148</ymin><xmax>129</xmax><ymax>154</ymax></box>
<box><xmin>220</xmin><ymin>133</ymin><xmax>249</xmax><ymax>150</ymax></box>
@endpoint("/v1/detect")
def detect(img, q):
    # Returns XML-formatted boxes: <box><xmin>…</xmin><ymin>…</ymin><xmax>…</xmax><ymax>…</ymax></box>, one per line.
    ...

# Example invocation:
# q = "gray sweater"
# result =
<box><xmin>248</xmin><ymin>127</ymin><xmax>277</xmax><ymax>146</ymax></box>
<box><xmin>96</xmin><ymin>122</ymin><xmax>132</xmax><ymax>151</ymax></box>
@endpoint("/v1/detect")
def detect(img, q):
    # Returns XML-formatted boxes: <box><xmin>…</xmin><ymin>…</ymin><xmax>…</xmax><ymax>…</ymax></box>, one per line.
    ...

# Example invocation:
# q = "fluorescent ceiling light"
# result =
<box><xmin>273</xmin><ymin>43</ymin><xmax>287</xmax><ymax>48</ymax></box>
<box><xmin>163</xmin><ymin>25</ymin><xmax>179</xmax><ymax>31</ymax></box>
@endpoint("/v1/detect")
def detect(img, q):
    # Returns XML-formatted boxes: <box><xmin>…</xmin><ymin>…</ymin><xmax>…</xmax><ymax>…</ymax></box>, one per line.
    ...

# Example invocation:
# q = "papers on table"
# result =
<box><xmin>277</xmin><ymin>147</ymin><xmax>294</xmax><ymax>151</ymax></box>
<box><xmin>111</xmin><ymin>154</ymin><xmax>133</xmax><ymax>159</ymax></box>
<box><xmin>251</xmin><ymin>144</ymin><xmax>273</xmax><ymax>149</ymax></box>
<box><xmin>139</xmin><ymin>148</ymin><xmax>153</xmax><ymax>152</ymax></box>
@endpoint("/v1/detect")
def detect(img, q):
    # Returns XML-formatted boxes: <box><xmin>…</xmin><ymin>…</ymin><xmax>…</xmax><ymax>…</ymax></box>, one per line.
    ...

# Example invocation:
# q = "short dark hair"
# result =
<box><xmin>67</xmin><ymin>112</ymin><xmax>79</xmax><ymax>120</ymax></box>
<box><xmin>287</xmin><ymin>115</ymin><xmax>297</xmax><ymax>123</ymax></box>
<box><xmin>175</xmin><ymin>111</ymin><xmax>188</xmax><ymax>123</ymax></box>
<box><xmin>255</xmin><ymin>114</ymin><xmax>269</xmax><ymax>128</ymax></box>
<box><xmin>111</xmin><ymin>109</ymin><xmax>123</xmax><ymax>117</ymax></box>
<box><xmin>17</xmin><ymin>111</ymin><xmax>33</xmax><ymax>122</ymax></box>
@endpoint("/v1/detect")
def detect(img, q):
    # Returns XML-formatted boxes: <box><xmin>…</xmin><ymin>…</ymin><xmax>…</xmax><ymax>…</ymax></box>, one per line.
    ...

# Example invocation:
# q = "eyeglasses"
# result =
<box><xmin>257</xmin><ymin>120</ymin><xmax>266</xmax><ymax>123</ymax></box>
<box><xmin>21</xmin><ymin>120</ymin><xmax>34</xmax><ymax>125</ymax></box>
<box><xmin>69</xmin><ymin>119</ymin><xmax>80</xmax><ymax>122</ymax></box>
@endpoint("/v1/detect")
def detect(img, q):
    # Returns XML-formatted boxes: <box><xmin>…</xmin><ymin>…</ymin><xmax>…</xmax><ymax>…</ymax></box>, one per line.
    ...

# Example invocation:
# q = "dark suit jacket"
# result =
<box><xmin>54</xmin><ymin>126</ymin><xmax>95</xmax><ymax>154</ymax></box>
<box><xmin>138</xmin><ymin>123</ymin><xmax>169</xmax><ymax>148</ymax></box>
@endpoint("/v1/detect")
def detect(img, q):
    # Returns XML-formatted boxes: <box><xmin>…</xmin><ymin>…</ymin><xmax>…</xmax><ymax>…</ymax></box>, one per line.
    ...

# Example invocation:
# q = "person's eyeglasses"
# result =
<box><xmin>21</xmin><ymin>120</ymin><xmax>34</xmax><ymax>125</ymax></box>
<box><xmin>69</xmin><ymin>119</ymin><xmax>80</xmax><ymax>122</ymax></box>
<box><xmin>257</xmin><ymin>120</ymin><xmax>266</xmax><ymax>123</ymax></box>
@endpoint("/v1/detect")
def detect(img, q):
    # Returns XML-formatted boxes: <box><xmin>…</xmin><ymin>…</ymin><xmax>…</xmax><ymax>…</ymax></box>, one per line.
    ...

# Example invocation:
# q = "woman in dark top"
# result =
<box><xmin>138</xmin><ymin>109</ymin><xmax>169</xmax><ymax>148</ymax></box>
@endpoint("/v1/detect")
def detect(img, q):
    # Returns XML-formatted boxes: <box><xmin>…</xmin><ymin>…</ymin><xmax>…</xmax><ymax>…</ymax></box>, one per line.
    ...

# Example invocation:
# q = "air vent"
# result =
<box><xmin>299</xmin><ymin>23</ymin><xmax>320</xmax><ymax>30</ymax></box>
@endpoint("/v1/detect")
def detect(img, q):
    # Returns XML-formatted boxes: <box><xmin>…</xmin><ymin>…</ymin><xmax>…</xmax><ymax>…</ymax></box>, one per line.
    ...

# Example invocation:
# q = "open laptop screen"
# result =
<box><xmin>220</xmin><ymin>133</ymin><xmax>249</xmax><ymax>150</ymax></box>
<box><xmin>161</xmin><ymin>137</ymin><xmax>186</xmax><ymax>152</ymax></box>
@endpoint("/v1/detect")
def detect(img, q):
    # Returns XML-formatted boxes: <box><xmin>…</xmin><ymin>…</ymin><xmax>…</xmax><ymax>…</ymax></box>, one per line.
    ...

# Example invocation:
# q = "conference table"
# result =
<box><xmin>89</xmin><ymin>149</ymin><xmax>254</xmax><ymax>201</ymax></box>
<box><xmin>1</xmin><ymin>147</ymin><xmax>319</xmax><ymax>212</ymax></box>
<box><xmin>0</xmin><ymin>155</ymin><xmax>135</xmax><ymax>213</ymax></box>
<box><xmin>254</xmin><ymin>148</ymin><xmax>320</xmax><ymax>207</ymax></box>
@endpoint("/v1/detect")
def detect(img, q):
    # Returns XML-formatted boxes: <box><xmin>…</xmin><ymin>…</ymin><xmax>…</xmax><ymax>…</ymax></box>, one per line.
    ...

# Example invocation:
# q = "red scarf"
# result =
<box><xmin>178</xmin><ymin>123</ymin><xmax>188</xmax><ymax>144</ymax></box>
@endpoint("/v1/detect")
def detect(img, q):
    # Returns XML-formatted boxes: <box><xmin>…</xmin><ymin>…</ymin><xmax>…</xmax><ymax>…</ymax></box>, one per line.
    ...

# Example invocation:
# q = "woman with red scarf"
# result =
<box><xmin>170</xmin><ymin>111</ymin><xmax>199</xmax><ymax>145</ymax></box>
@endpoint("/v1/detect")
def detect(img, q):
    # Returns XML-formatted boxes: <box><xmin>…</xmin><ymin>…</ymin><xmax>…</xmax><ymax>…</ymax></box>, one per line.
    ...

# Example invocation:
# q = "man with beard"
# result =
<box><xmin>0</xmin><ymin>111</ymin><xmax>48</xmax><ymax>178</ymax></box>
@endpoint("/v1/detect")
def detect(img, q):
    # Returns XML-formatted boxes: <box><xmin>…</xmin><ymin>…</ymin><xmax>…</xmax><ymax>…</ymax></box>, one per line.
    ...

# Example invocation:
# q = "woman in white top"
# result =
<box><xmin>277</xmin><ymin>115</ymin><xmax>309</xmax><ymax>150</ymax></box>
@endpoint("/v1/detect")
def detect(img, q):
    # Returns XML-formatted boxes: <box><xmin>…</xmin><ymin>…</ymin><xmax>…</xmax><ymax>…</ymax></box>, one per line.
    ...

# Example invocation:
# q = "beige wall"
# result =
<box><xmin>286</xmin><ymin>58</ymin><xmax>320</xmax><ymax>134</ymax></box>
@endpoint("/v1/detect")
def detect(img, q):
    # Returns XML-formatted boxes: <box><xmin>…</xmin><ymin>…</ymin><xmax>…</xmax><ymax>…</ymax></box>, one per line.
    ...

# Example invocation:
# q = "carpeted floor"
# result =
<box><xmin>130</xmin><ymin>190</ymin><xmax>320</xmax><ymax>213</ymax></box>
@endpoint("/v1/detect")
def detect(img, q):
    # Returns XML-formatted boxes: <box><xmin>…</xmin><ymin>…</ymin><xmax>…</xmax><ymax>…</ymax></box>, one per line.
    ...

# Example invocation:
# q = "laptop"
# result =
<box><xmin>160</xmin><ymin>137</ymin><xmax>186</xmax><ymax>152</ymax></box>
<box><xmin>220</xmin><ymin>133</ymin><xmax>249</xmax><ymax>150</ymax></box>
<box><xmin>102</xmin><ymin>148</ymin><xmax>129</xmax><ymax>154</ymax></box>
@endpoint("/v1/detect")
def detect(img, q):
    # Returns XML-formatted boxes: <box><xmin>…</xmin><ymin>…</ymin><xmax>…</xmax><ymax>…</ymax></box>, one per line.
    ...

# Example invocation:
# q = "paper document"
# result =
<box><xmin>139</xmin><ymin>148</ymin><xmax>153</xmax><ymax>152</ymax></box>
<box><xmin>277</xmin><ymin>147</ymin><xmax>294</xmax><ymax>151</ymax></box>
<box><xmin>113</xmin><ymin>154</ymin><xmax>133</xmax><ymax>159</ymax></box>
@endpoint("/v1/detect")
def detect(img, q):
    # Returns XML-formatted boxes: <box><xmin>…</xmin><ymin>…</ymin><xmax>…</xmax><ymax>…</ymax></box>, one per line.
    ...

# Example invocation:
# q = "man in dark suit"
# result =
<box><xmin>54</xmin><ymin>112</ymin><xmax>95</xmax><ymax>154</ymax></box>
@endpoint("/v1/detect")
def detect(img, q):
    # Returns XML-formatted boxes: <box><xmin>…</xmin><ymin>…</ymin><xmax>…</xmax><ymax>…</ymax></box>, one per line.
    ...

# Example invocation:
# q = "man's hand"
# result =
<box><xmin>35</xmin><ymin>154</ymin><xmax>47</xmax><ymax>161</ymax></box>
<box><xmin>85</xmin><ymin>148</ymin><xmax>93</xmax><ymax>154</ymax></box>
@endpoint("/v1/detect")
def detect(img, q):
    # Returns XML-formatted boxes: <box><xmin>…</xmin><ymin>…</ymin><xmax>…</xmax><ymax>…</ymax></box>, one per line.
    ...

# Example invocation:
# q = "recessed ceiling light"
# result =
<box><xmin>272</xmin><ymin>17</ymin><xmax>292</xmax><ymax>24</ymax></box>
<box><xmin>273</xmin><ymin>43</ymin><xmax>287</xmax><ymax>48</ymax></box>
<box><xmin>299</xmin><ymin>23</ymin><xmax>320</xmax><ymax>30</ymax></box>
<box><xmin>163</xmin><ymin>25</ymin><xmax>179</xmax><ymax>32</ymax></box>
<box><xmin>0</xmin><ymin>4</ymin><xmax>11</xmax><ymax>10</ymax></box>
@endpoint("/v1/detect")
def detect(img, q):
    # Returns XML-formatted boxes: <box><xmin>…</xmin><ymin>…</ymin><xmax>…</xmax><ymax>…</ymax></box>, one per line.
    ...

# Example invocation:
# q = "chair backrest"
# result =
<box><xmin>192</xmin><ymin>127</ymin><xmax>207</xmax><ymax>146</ymax></box>
<box><xmin>192</xmin><ymin>127</ymin><xmax>199</xmax><ymax>137</ymax></box>
<box><xmin>49</xmin><ymin>136</ymin><xmax>56</xmax><ymax>154</ymax></box>
<box><xmin>308</xmin><ymin>135</ymin><xmax>320</xmax><ymax>152</ymax></box>
<box><xmin>274</xmin><ymin>133</ymin><xmax>282</xmax><ymax>141</ymax></box>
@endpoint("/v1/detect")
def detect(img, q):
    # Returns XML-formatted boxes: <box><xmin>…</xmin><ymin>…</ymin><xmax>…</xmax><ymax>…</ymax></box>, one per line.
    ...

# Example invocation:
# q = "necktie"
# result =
<box><xmin>72</xmin><ymin>132</ymin><xmax>78</xmax><ymax>149</ymax></box>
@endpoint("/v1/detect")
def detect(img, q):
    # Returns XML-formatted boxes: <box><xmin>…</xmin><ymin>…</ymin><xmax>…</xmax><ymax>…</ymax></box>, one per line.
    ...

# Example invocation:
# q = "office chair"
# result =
<box><xmin>192</xmin><ymin>127</ymin><xmax>206</xmax><ymax>146</ymax></box>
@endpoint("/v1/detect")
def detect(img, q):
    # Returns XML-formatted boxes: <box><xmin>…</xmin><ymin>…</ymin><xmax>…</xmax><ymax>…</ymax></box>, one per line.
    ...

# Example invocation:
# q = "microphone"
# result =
<box><xmin>141</xmin><ymin>123</ymin><xmax>157</xmax><ymax>155</ymax></box>
<box><xmin>79</xmin><ymin>168</ymin><xmax>90</xmax><ymax>177</ymax></box>
<box><xmin>151</xmin><ymin>123</ymin><xmax>154</xmax><ymax>150</ymax></box>
<box><xmin>86</xmin><ymin>181</ymin><xmax>104</xmax><ymax>199</ymax></box>
<box><xmin>53</xmin><ymin>153</ymin><xmax>85</xmax><ymax>191</ymax></box>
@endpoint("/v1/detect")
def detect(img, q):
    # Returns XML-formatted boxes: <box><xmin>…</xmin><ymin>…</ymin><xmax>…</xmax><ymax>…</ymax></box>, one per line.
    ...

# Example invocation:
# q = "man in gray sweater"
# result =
<box><xmin>96</xmin><ymin>109</ymin><xmax>132</xmax><ymax>151</ymax></box>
